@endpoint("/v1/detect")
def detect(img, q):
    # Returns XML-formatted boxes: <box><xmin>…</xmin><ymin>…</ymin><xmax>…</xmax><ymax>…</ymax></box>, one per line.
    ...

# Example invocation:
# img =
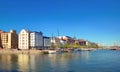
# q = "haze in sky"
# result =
<box><xmin>0</xmin><ymin>0</ymin><xmax>120</xmax><ymax>46</ymax></box>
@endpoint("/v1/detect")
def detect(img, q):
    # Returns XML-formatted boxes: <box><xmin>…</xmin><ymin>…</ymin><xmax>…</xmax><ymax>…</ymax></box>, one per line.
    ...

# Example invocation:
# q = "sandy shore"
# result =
<box><xmin>0</xmin><ymin>49</ymin><xmax>43</xmax><ymax>54</ymax></box>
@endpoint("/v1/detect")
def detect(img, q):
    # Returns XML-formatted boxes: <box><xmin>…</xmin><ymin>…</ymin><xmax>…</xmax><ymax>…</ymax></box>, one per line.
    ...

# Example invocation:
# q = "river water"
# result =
<box><xmin>0</xmin><ymin>50</ymin><xmax>120</xmax><ymax>72</ymax></box>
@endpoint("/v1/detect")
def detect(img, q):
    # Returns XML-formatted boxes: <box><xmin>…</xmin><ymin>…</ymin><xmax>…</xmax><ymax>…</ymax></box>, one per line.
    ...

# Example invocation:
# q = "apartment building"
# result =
<box><xmin>18</xmin><ymin>29</ymin><xmax>30</xmax><ymax>50</ymax></box>
<box><xmin>19</xmin><ymin>29</ymin><xmax>44</xmax><ymax>50</ymax></box>
<box><xmin>43</xmin><ymin>36</ymin><xmax>51</xmax><ymax>48</ymax></box>
<box><xmin>30</xmin><ymin>32</ymin><xmax>43</xmax><ymax>49</ymax></box>
<box><xmin>0</xmin><ymin>30</ymin><xmax>18</xmax><ymax>49</ymax></box>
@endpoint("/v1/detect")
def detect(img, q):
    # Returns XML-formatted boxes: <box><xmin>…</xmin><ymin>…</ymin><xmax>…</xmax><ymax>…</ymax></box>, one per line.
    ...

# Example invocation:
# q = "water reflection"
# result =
<box><xmin>0</xmin><ymin>54</ymin><xmax>12</xmax><ymax>70</ymax></box>
<box><xmin>17</xmin><ymin>54</ymin><xmax>30</xmax><ymax>72</ymax></box>
<box><xmin>0</xmin><ymin>51</ymin><xmax>91</xmax><ymax>72</ymax></box>
<box><xmin>79</xmin><ymin>51</ymin><xmax>91</xmax><ymax>60</ymax></box>
<box><xmin>47</xmin><ymin>51</ymin><xmax>91</xmax><ymax>72</ymax></box>
<box><xmin>0</xmin><ymin>50</ymin><xmax>120</xmax><ymax>72</ymax></box>
<box><xmin>30</xmin><ymin>55</ymin><xmax>36</xmax><ymax>71</ymax></box>
<box><xmin>0</xmin><ymin>54</ymin><xmax>19</xmax><ymax>72</ymax></box>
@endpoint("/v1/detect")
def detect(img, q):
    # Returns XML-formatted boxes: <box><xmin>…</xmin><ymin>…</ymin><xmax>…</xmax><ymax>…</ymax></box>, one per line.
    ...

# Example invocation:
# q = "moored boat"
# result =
<box><xmin>48</xmin><ymin>50</ymin><xmax>57</xmax><ymax>54</ymax></box>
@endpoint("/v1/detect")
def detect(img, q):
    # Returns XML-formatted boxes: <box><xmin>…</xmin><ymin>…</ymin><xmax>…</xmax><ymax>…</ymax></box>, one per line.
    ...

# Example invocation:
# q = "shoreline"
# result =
<box><xmin>0</xmin><ymin>48</ymin><xmax>119</xmax><ymax>54</ymax></box>
<box><xmin>0</xmin><ymin>49</ymin><xmax>43</xmax><ymax>54</ymax></box>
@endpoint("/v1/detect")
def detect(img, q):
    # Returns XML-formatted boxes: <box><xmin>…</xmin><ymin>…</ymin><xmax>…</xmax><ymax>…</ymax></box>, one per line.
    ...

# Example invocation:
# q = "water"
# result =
<box><xmin>0</xmin><ymin>50</ymin><xmax>120</xmax><ymax>72</ymax></box>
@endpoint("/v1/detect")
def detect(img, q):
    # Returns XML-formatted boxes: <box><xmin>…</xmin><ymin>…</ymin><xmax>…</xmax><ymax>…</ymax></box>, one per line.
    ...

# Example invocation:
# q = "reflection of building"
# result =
<box><xmin>18</xmin><ymin>54</ymin><xmax>30</xmax><ymax>72</ymax></box>
<box><xmin>30</xmin><ymin>32</ymin><xmax>43</xmax><ymax>49</ymax></box>
<box><xmin>0</xmin><ymin>30</ymin><xmax>18</xmax><ymax>49</ymax></box>
<box><xmin>43</xmin><ymin>36</ymin><xmax>51</xmax><ymax>47</ymax></box>
<box><xmin>30</xmin><ymin>55</ymin><xmax>36</xmax><ymax>71</ymax></box>
<box><xmin>18</xmin><ymin>29</ymin><xmax>30</xmax><ymax>49</ymax></box>
<box><xmin>0</xmin><ymin>54</ymin><xmax>12</xmax><ymax>69</ymax></box>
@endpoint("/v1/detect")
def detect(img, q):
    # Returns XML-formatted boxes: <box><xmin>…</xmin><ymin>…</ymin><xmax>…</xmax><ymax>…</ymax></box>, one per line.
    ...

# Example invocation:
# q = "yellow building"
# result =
<box><xmin>0</xmin><ymin>30</ymin><xmax>18</xmax><ymax>49</ymax></box>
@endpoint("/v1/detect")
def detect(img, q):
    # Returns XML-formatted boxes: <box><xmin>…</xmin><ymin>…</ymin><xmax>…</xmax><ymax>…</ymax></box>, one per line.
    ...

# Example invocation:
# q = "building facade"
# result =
<box><xmin>58</xmin><ymin>36</ymin><xmax>75</xmax><ymax>44</ymax></box>
<box><xmin>19</xmin><ymin>29</ymin><xmax>44</xmax><ymax>50</ymax></box>
<box><xmin>18</xmin><ymin>29</ymin><xmax>30</xmax><ymax>50</ymax></box>
<box><xmin>0</xmin><ymin>30</ymin><xmax>2</xmax><ymax>48</ymax></box>
<box><xmin>78</xmin><ymin>39</ymin><xmax>98</xmax><ymax>47</ymax></box>
<box><xmin>30</xmin><ymin>32</ymin><xmax>43</xmax><ymax>49</ymax></box>
<box><xmin>43</xmin><ymin>36</ymin><xmax>51</xmax><ymax>48</ymax></box>
<box><xmin>0</xmin><ymin>30</ymin><xmax>18</xmax><ymax>49</ymax></box>
<box><xmin>78</xmin><ymin>39</ymin><xmax>87</xmax><ymax>46</ymax></box>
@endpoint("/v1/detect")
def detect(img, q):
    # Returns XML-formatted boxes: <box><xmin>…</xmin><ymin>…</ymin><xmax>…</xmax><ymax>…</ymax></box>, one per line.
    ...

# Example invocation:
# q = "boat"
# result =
<box><xmin>48</xmin><ymin>50</ymin><xmax>57</xmax><ymax>54</ymax></box>
<box><xmin>80</xmin><ymin>48</ymin><xmax>94</xmax><ymax>51</ymax></box>
<box><xmin>48</xmin><ymin>49</ymin><xmax>63</xmax><ymax>54</ymax></box>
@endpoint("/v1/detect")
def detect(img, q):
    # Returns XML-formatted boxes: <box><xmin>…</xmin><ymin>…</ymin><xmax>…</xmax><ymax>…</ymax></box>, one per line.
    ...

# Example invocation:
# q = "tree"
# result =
<box><xmin>64</xmin><ymin>43</ymin><xmax>69</xmax><ymax>48</ymax></box>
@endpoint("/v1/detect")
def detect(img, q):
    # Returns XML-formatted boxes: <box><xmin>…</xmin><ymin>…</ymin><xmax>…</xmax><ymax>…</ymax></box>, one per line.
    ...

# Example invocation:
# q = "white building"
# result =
<box><xmin>30</xmin><ymin>32</ymin><xmax>43</xmax><ymax>49</ymax></box>
<box><xmin>18</xmin><ymin>29</ymin><xmax>30</xmax><ymax>50</ymax></box>
<box><xmin>43</xmin><ymin>36</ymin><xmax>51</xmax><ymax>47</ymax></box>
<box><xmin>19</xmin><ymin>29</ymin><xmax>44</xmax><ymax>50</ymax></box>
<box><xmin>51</xmin><ymin>37</ymin><xmax>61</xmax><ymax>46</ymax></box>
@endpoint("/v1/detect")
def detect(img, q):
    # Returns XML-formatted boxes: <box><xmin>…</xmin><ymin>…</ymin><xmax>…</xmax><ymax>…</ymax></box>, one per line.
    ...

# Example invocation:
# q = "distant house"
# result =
<box><xmin>58</xmin><ymin>36</ymin><xmax>75</xmax><ymax>44</ymax></box>
<box><xmin>78</xmin><ymin>39</ymin><xmax>87</xmax><ymax>46</ymax></box>
<box><xmin>78</xmin><ymin>39</ymin><xmax>98</xmax><ymax>47</ymax></box>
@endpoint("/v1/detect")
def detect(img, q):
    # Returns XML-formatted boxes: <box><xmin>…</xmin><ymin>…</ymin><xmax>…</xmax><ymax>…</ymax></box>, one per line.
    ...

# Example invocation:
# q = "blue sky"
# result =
<box><xmin>0</xmin><ymin>0</ymin><xmax>120</xmax><ymax>46</ymax></box>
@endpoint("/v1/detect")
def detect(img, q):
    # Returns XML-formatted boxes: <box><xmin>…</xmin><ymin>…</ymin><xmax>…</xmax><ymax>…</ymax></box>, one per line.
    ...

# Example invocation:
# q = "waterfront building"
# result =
<box><xmin>78</xmin><ymin>39</ymin><xmax>87</xmax><ymax>46</ymax></box>
<box><xmin>43</xmin><ymin>36</ymin><xmax>51</xmax><ymax>48</ymax></box>
<box><xmin>58</xmin><ymin>36</ymin><xmax>75</xmax><ymax>44</ymax></box>
<box><xmin>51</xmin><ymin>37</ymin><xmax>60</xmax><ymax>44</ymax></box>
<box><xmin>0</xmin><ymin>30</ymin><xmax>18</xmax><ymax>49</ymax></box>
<box><xmin>78</xmin><ymin>39</ymin><xmax>98</xmax><ymax>47</ymax></box>
<box><xmin>0</xmin><ymin>30</ymin><xmax>2</xmax><ymax>48</ymax></box>
<box><xmin>19</xmin><ymin>29</ymin><xmax>44</xmax><ymax>50</ymax></box>
<box><xmin>30</xmin><ymin>32</ymin><xmax>43</xmax><ymax>49</ymax></box>
<box><xmin>18</xmin><ymin>29</ymin><xmax>30</xmax><ymax>50</ymax></box>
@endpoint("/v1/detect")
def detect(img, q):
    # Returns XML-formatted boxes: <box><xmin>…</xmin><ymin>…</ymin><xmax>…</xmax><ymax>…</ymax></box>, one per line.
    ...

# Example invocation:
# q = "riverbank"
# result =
<box><xmin>0</xmin><ymin>48</ymin><xmax>97</xmax><ymax>54</ymax></box>
<box><xmin>0</xmin><ymin>48</ymin><xmax>119</xmax><ymax>54</ymax></box>
<box><xmin>0</xmin><ymin>49</ymin><xmax>43</xmax><ymax>54</ymax></box>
